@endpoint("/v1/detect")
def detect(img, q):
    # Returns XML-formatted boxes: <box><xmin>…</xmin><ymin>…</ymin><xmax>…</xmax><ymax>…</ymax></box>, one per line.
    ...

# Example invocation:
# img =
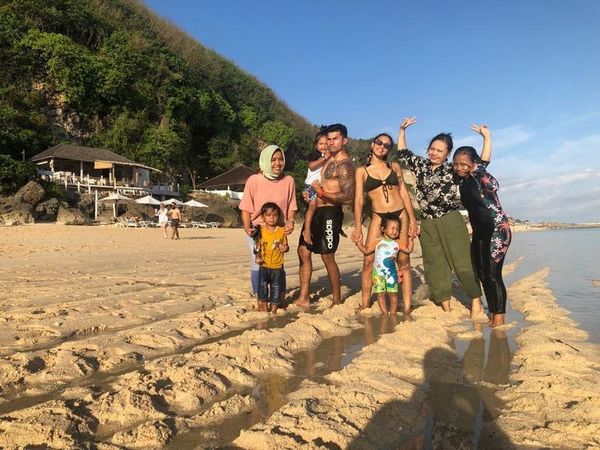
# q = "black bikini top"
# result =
<box><xmin>364</xmin><ymin>166</ymin><xmax>401</xmax><ymax>203</ymax></box>
<box><xmin>364</xmin><ymin>166</ymin><xmax>400</xmax><ymax>193</ymax></box>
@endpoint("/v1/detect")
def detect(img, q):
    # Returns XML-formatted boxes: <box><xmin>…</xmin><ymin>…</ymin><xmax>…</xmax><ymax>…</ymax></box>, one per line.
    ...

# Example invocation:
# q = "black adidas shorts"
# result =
<box><xmin>299</xmin><ymin>206</ymin><xmax>343</xmax><ymax>254</ymax></box>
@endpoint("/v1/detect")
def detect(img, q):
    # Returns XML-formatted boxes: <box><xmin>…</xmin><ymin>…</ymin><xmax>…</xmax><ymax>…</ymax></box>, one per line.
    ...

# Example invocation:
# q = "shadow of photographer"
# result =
<box><xmin>348</xmin><ymin>329</ymin><xmax>520</xmax><ymax>449</ymax></box>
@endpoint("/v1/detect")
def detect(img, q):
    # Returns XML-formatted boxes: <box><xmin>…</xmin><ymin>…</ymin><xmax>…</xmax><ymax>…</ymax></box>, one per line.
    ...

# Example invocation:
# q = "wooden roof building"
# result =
<box><xmin>196</xmin><ymin>165</ymin><xmax>256</xmax><ymax>192</ymax></box>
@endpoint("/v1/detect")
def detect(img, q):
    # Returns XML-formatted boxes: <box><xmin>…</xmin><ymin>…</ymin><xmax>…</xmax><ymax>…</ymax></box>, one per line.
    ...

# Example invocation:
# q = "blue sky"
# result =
<box><xmin>144</xmin><ymin>0</ymin><xmax>600</xmax><ymax>223</ymax></box>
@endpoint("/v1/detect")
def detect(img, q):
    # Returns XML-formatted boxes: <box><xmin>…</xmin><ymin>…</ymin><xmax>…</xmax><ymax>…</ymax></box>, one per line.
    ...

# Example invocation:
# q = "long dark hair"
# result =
<box><xmin>366</xmin><ymin>133</ymin><xmax>394</xmax><ymax>167</ymax></box>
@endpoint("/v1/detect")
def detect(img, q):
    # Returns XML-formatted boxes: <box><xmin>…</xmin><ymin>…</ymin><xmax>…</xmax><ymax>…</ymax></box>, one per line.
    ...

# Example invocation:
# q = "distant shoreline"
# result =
<box><xmin>512</xmin><ymin>222</ymin><xmax>600</xmax><ymax>232</ymax></box>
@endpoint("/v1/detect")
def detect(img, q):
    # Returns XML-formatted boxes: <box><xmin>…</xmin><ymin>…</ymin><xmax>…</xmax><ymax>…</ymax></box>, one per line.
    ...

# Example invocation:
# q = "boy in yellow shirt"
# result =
<box><xmin>256</xmin><ymin>202</ymin><xmax>289</xmax><ymax>313</ymax></box>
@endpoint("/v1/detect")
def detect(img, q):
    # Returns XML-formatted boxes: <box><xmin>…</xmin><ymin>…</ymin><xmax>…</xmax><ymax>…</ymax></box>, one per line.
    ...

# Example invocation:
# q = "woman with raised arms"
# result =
<box><xmin>397</xmin><ymin>118</ymin><xmax>486</xmax><ymax>318</ymax></box>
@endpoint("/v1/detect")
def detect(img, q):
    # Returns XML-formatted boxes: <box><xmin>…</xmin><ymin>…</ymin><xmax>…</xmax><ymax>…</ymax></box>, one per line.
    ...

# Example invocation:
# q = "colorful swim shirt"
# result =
<box><xmin>372</xmin><ymin>237</ymin><xmax>400</xmax><ymax>293</ymax></box>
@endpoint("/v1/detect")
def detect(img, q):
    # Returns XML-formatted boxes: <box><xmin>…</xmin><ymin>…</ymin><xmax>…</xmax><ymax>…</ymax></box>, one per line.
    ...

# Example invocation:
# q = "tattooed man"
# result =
<box><xmin>296</xmin><ymin>123</ymin><xmax>355</xmax><ymax>306</ymax></box>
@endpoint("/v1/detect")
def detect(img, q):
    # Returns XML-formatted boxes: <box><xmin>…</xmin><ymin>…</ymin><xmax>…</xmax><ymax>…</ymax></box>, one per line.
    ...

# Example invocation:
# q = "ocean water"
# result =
<box><xmin>504</xmin><ymin>227</ymin><xmax>600</xmax><ymax>343</ymax></box>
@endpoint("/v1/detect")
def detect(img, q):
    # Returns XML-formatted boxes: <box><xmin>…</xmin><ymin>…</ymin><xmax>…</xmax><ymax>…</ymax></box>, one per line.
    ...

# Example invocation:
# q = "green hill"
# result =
<box><xmin>0</xmin><ymin>0</ymin><xmax>316</xmax><ymax>188</ymax></box>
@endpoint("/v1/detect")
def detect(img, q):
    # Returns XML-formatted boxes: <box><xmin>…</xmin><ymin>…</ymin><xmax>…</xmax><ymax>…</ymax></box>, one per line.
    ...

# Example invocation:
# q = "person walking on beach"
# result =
<box><xmin>240</xmin><ymin>145</ymin><xmax>297</xmax><ymax>299</ymax></box>
<box><xmin>397</xmin><ymin>117</ymin><xmax>486</xmax><ymax>318</ymax></box>
<box><xmin>296</xmin><ymin>123</ymin><xmax>355</xmax><ymax>307</ymax></box>
<box><xmin>255</xmin><ymin>202</ymin><xmax>289</xmax><ymax>314</ymax></box>
<box><xmin>302</xmin><ymin>128</ymin><xmax>330</xmax><ymax>245</ymax></box>
<box><xmin>355</xmin><ymin>214</ymin><xmax>415</xmax><ymax>315</ymax></box>
<box><xmin>168</xmin><ymin>204</ymin><xmax>182</xmax><ymax>240</ymax></box>
<box><xmin>157</xmin><ymin>203</ymin><xmax>169</xmax><ymax>238</ymax></box>
<box><xmin>351</xmin><ymin>132</ymin><xmax>418</xmax><ymax>316</ymax></box>
<box><xmin>453</xmin><ymin>126</ymin><xmax>511</xmax><ymax>327</ymax></box>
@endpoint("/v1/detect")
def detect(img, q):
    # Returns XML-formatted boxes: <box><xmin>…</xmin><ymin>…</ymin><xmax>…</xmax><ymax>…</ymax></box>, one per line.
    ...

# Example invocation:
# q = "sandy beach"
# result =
<box><xmin>1</xmin><ymin>224</ymin><xmax>599</xmax><ymax>449</ymax></box>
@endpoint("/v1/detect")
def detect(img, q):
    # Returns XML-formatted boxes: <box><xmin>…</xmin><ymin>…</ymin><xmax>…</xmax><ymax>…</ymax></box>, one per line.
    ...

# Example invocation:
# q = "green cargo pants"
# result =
<box><xmin>420</xmin><ymin>210</ymin><xmax>481</xmax><ymax>305</ymax></box>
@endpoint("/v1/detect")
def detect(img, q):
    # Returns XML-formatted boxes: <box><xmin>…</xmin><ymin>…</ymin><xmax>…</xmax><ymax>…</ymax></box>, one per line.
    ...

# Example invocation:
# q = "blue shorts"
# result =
<box><xmin>303</xmin><ymin>184</ymin><xmax>317</xmax><ymax>202</ymax></box>
<box><xmin>257</xmin><ymin>266</ymin><xmax>286</xmax><ymax>304</ymax></box>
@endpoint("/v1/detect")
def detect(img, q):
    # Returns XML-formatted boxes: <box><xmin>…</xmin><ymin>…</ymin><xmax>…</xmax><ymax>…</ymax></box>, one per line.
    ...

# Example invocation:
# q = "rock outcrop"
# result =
<box><xmin>56</xmin><ymin>205</ymin><xmax>90</xmax><ymax>225</ymax></box>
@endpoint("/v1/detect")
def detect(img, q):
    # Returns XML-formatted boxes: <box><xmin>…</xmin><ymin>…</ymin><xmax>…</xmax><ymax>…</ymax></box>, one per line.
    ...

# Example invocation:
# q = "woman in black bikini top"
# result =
<box><xmin>352</xmin><ymin>133</ymin><xmax>417</xmax><ymax>315</ymax></box>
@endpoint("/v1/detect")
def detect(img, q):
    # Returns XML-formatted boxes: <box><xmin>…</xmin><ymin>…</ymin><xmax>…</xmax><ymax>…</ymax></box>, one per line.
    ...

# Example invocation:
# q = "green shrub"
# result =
<box><xmin>0</xmin><ymin>155</ymin><xmax>37</xmax><ymax>195</ymax></box>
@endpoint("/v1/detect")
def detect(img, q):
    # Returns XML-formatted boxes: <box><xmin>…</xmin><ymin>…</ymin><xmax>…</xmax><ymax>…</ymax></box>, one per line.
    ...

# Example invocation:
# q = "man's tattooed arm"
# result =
<box><xmin>333</xmin><ymin>159</ymin><xmax>355</xmax><ymax>205</ymax></box>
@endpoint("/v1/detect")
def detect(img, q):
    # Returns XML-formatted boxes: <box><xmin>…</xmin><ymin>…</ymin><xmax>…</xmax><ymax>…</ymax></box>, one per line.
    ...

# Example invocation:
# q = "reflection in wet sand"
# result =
<box><xmin>170</xmin><ymin>315</ymin><xmax>400</xmax><ymax>448</ymax></box>
<box><xmin>425</xmin><ymin>327</ymin><xmax>513</xmax><ymax>449</ymax></box>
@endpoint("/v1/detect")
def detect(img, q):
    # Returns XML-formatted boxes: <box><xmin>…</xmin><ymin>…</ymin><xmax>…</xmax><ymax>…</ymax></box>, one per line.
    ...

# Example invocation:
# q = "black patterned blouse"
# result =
<box><xmin>397</xmin><ymin>148</ymin><xmax>460</xmax><ymax>219</ymax></box>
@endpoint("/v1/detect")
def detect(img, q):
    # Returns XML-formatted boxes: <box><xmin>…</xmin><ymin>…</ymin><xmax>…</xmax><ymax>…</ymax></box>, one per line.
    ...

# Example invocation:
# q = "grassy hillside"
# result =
<box><xmin>0</xmin><ymin>0</ymin><xmax>316</xmax><ymax>188</ymax></box>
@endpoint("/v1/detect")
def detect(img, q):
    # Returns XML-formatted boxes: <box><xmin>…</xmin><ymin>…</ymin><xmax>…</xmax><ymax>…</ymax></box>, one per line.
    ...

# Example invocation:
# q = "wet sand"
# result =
<box><xmin>0</xmin><ymin>225</ymin><xmax>599</xmax><ymax>449</ymax></box>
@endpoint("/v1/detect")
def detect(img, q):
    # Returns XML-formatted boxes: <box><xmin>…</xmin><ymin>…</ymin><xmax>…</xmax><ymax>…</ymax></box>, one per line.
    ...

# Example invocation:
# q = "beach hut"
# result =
<box><xmin>31</xmin><ymin>144</ymin><xmax>159</xmax><ymax>192</ymax></box>
<box><xmin>195</xmin><ymin>165</ymin><xmax>255</xmax><ymax>200</ymax></box>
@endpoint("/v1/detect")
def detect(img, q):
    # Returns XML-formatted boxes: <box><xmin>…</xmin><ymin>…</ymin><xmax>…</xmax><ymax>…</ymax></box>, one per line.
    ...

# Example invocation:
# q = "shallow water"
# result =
<box><xmin>166</xmin><ymin>314</ymin><xmax>401</xmax><ymax>449</ymax></box>
<box><xmin>505</xmin><ymin>227</ymin><xmax>600</xmax><ymax>343</ymax></box>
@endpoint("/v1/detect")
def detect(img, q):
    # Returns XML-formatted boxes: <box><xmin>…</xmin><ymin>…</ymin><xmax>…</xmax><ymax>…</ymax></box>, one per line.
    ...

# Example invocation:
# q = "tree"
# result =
<box><xmin>0</xmin><ymin>155</ymin><xmax>37</xmax><ymax>195</ymax></box>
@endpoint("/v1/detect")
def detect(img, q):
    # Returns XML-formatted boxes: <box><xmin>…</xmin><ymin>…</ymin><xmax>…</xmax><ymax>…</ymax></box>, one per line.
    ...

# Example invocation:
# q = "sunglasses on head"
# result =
<box><xmin>373</xmin><ymin>139</ymin><xmax>392</xmax><ymax>150</ymax></box>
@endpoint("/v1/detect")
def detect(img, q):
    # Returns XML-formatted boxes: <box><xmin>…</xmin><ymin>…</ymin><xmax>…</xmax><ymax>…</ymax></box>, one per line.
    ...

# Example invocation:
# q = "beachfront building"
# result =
<box><xmin>194</xmin><ymin>164</ymin><xmax>256</xmax><ymax>200</ymax></box>
<box><xmin>30</xmin><ymin>144</ymin><xmax>179</xmax><ymax>198</ymax></box>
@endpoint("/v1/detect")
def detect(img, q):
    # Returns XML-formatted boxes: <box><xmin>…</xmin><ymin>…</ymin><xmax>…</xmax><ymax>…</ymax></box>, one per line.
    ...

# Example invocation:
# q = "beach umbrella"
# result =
<box><xmin>163</xmin><ymin>198</ymin><xmax>185</xmax><ymax>206</ymax></box>
<box><xmin>184</xmin><ymin>199</ymin><xmax>209</xmax><ymax>208</ymax></box>
<box><xmin>135</xmin><ymin>195</ymin><xmax>161</xmax><ymax>206</ymax></box>
<box><xmin>99</xmin><ymin>193</ymin><xmax>132</xmax><ymax>218</ymax></box>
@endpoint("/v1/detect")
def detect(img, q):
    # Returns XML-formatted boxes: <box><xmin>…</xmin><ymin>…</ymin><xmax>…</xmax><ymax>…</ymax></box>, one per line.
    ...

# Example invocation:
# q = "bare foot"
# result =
<box><xmin>302</xmin><ymin>228</ymin><xmax>313</xmax><ymax>245</ymax></box>
<box><xmin>470</xmin><ymin>298</ymin><xmax>484</xmax><ymax>319</ymax></box>
<box><xmin>441</xmin><ymin>300</ymin><xmax>451</xmax><ymax>312</ymax></box>
<box><xmin>355</xmin><ymin>304</ymin><xmax>369</xmax><ymax>314</ymax></box>
<box><xmin>294</xmin><ymin>298</ymin><xmax>310</xmax><ymax>308</ymax></box>
<box><xmin>491</xmin><ymin>313</ymin><xmax>506</xmax><ymax>327</ymax></box>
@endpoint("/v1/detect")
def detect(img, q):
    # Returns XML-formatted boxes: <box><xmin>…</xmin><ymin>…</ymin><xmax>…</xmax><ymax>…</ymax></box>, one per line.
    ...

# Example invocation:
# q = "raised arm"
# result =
<box><xmin>397</xmin><ymin>117</ymin><xmax>416</xmax><ymax>149</ymax></box>
<box><xmin>471</xmin><ymin>124</ymin><xmax>492</xmax><ymax>162</ymax></box>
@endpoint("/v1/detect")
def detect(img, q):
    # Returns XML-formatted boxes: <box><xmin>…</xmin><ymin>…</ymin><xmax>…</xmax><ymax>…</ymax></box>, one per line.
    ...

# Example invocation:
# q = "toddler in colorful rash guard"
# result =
<box><xmin>356</xmin><ymin>214</ymin><xmax>414</xmax><ymax>315</ymax></box>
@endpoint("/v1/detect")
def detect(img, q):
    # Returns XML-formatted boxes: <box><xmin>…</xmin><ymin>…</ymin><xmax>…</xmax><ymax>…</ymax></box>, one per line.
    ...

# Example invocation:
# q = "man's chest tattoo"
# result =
<box><xmin>323</xmin><ymin>162</ymin><xmax>337</xmax><ymax>179</ymax></box>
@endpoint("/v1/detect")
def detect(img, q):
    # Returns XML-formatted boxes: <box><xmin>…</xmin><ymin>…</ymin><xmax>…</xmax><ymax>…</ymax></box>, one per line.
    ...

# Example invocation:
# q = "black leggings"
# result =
<box><xmin>471</xmin><ymin>225</ymin><xmax>507</xmax><ymax>314</ymax></box>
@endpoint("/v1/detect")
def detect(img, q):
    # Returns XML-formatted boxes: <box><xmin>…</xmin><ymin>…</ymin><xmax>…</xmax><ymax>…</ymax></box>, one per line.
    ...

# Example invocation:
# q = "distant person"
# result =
<box><xmin>157</xmin><ymin>204</ymin><xmax>169</xmax><ymax>238</ymax></box>
<box><xmin>302</xmin><ymin>128</ymin><xmax>330</xmax><ymax>245</ymax></box>
<box><xmin>239</xmin><ymin>145</ymin><xmax>297</xmax><ymax>297</ymax></box>
<box><xmin>255</xmin><ymin>202</ymin><xmax>289</xmax><ymax>314</ymax></box>
<box><xmin>168</xmin><ymin>204</ymin><xmax>182</xmax><ymax>240</ymax></box>
<box><xmin>397</xmin><ymin>117</ymin><xmax>485</xmax><ymax>318</ymax></box>
<box><xmin>355</xmin><ymin>214</ymin><xmax>414</xmax><ymax>315</ymax></box>
<box><xmin>296</xmin><ymin>123</ymin><xmax>355</xmax><ymax>306</ymax></box>
<box><xmin>351</xmin><ymin>132</ymin><xmax>417</xmax><ymax>316</ymax></box>
<box><xmin>453</xmin><ymin>125</ymin><xmax>512</xmax><ymax>327</ymax></box>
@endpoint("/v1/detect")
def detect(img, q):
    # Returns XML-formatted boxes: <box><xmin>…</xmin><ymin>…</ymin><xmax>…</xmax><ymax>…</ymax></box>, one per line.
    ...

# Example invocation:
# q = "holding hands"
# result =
<box><xmin>351</xmin><ymin>227</ymin><xmax>363</xmax><ymax>246</ymax></box>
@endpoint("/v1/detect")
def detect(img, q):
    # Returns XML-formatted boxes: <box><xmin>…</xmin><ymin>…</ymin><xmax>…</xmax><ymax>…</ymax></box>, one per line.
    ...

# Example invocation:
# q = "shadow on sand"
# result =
<box><xmin>348</xmin><ymin>332</ymin><xmax>521</xmax><ymax>450</ymax></box>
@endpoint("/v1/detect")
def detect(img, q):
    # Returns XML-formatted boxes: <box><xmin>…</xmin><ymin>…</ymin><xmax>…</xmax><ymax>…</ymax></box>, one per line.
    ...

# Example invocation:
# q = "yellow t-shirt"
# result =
<box><xmin>259</xmin><ymin>226</ymin><xmax>287</xmax><ymax>269</ymax></box>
